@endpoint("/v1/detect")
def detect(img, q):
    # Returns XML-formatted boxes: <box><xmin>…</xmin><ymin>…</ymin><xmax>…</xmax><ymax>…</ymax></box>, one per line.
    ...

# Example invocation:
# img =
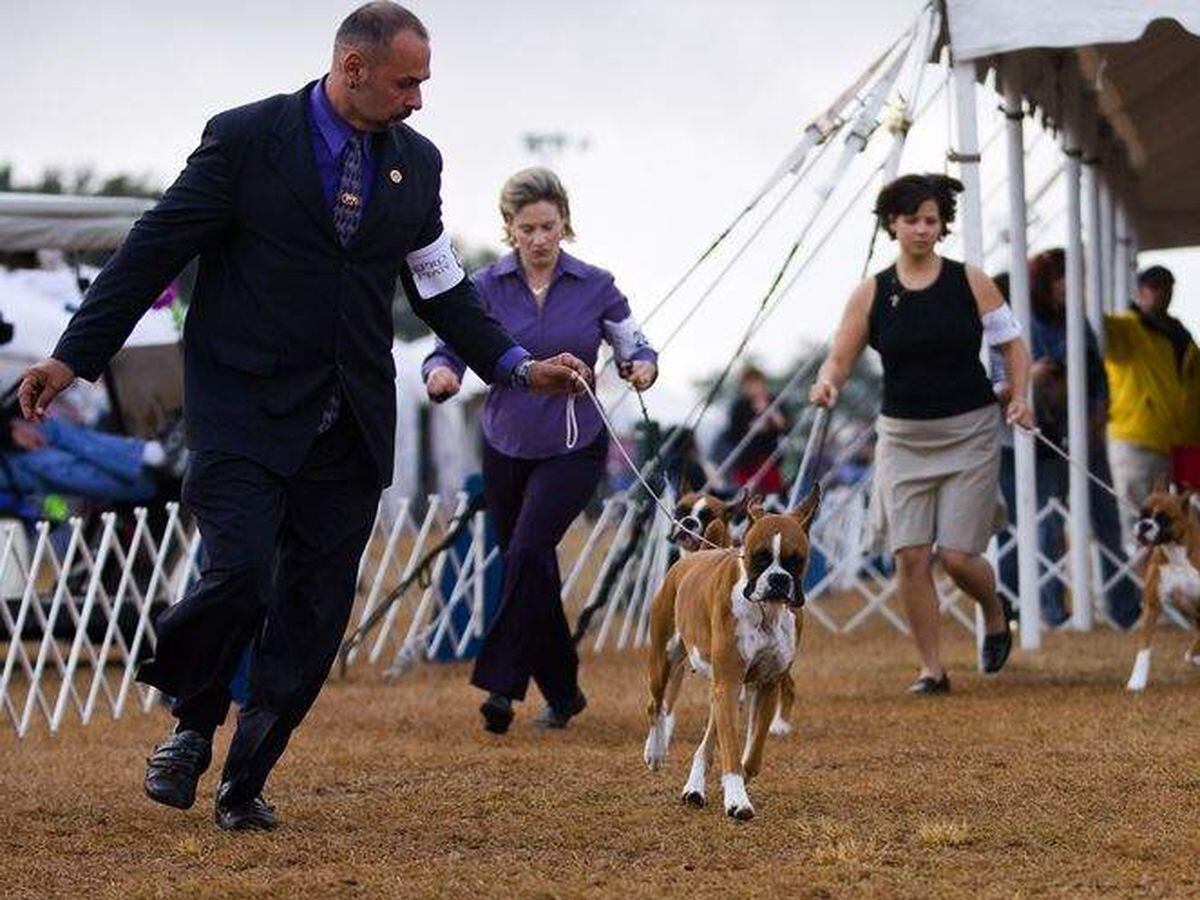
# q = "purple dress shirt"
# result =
<box><xmin>423</xmin><ymin>251</ymin><xmax>657</xmax><ymax>459</ymax></box>
<box><xmin>310</xmin><ymin>80</ymin><xmax>526</xmax><ymax>383</ymax></box>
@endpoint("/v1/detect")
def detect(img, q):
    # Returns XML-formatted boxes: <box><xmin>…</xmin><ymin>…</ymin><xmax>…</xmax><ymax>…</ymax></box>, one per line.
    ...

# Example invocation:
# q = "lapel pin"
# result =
<box><xmin>389</xmin><ymin>169</ymin><xmax>403</xmax><ymax>184</ymax></box>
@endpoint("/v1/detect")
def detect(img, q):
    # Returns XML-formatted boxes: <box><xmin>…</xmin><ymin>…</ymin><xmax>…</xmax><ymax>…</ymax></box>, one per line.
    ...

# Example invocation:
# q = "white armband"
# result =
<box><xmin>601</xmin><ymin>316</ymin><xmax>651</xmax><ymax>363</ymax></box>
<box><xmin>406</xmin><ymin>230</ymin><xmax>466</xmax><ymax>300</ymax></box>
<box><xmin>981</xmin><ymin>304</ymin><xmax>1022</xmax><ymax>346</ymax></box>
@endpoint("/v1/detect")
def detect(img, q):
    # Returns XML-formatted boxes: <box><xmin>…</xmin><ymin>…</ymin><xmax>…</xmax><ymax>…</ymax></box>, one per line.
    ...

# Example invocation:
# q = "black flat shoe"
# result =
<box><xmin>214</xmin><ymin>782</ymin><xmax>280</xmax><ymax>832</ymax></box>
<box><xmin>144</xmin><ymin>729</ymin><xmax>212</xmax><ymax>810</ymax></box>
<box><xmin>907</xmin><ymin>672</ymin><xmax>950</xmax><ymax>695</ymax></box>
<box><xmin>982</xmin><ymin>622</ymin><xmax>1013</xmax><ymax>674</ymax></box>
<box><xmin>534</xmin><ymin>689</ymin><xmax>587</xmax><ymax>729</ymax></box>
<box><xmin>480</xmin><ymin>693</ymin><xmax>514</xmax><ymax>734</ymax></box>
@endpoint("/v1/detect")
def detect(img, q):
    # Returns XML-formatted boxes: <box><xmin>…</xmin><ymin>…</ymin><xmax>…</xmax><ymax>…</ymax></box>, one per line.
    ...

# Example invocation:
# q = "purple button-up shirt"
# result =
<box><xmin>310</xmin><ymin>79</ymin><xmax>526</xmax><ymax>383</ymax></box>
<box><xmin>423</xmin><ymin>251</ymin><xmax>657</xmax><ymax>459</ymax></box>
<box><xmin>309</xmin><ymin>78</ymin><xmax>377</xmax><ymax>211</ymax></box>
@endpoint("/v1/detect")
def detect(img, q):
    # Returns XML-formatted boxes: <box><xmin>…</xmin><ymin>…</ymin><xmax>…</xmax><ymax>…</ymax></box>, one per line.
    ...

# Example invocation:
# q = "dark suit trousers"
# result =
<box><xmin>470</xmin><ymin>432</ymin><xmax>607</xmax><ymax>709</ymax></box>
<box><xmin>138</xmin><ymin>409</ymin><xmax>380</xmax><ymax>803</ymax></box>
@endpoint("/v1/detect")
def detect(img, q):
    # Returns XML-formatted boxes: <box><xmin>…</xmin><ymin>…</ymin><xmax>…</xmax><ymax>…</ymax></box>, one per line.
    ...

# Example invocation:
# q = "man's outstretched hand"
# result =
<box><xmin>527</xmin><ymin>353</ymin><xmax>591</xmax><ymax>395</ymax></box>
<box><xmin>18</xmin><ymin>358</ymin><xmax>75</xmax><ymax>421</ymax></box>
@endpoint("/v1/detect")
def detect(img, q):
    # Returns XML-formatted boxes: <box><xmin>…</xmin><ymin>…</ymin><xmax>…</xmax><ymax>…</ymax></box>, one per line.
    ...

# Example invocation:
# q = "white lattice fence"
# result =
<box><xmin>0</xmin><ymin>488</ymin><xmax>1174</xmax><ymax>737</ymax></box>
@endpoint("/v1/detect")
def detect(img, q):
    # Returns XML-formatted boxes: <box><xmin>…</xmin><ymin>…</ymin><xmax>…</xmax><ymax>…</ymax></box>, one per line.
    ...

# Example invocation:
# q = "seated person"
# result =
<box><xmin>0</xmin><ymin>415</ymin><xmax>184</xmax><ymax>505</ymax></box>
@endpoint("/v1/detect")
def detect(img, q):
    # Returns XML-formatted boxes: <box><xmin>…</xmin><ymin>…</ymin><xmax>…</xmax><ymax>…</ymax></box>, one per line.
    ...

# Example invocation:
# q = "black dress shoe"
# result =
<box><xmin>480</xmin><ymin>693</ymin><xmax>514</xmax><ymax>734</ymax></box>
<box><xmin>144</xmin><ymin>729</ymin><xmax>212</xmax><ymax>809</ymax></box>
<box><xmin>982</xmin><ymin>622</ymin><xmax>1013</xmax><ymax>674</ymax></box>
<box><xmin>214</xmin><ymin>782</ymin><xmax>280</xmax><ymax>832</ymax></box>
<box><xmin>534</xmin><ymin>689</ymin><xmax>587</xmax><ymax>729</ymax></box>
<box><xmin>907</xmin><ymin>672</ymin><xmax>950</xmax><ymax>696</ymax></box>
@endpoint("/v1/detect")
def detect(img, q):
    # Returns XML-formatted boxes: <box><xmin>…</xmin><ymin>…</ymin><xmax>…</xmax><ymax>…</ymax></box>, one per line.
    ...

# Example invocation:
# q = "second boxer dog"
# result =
<box><xmin>669</xmin><ymin>488</ymin><xmax>750</xmax><ymax>553</ymax></box>
<box><xmin>1126</xmin><ymin>484</ymin><xmax>1200</xmax><ymax>692</ymax></box>
<box><xmin>644</xmin><ymin>487</ymin><xmax>820</xmax><ymax>820</ymax></box>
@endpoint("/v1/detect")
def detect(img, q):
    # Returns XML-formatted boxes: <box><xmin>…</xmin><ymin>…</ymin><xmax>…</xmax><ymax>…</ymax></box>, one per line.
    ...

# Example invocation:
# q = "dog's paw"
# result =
<box><xmin>721</xmin><ymin>774</ymin><xmax>754</xmax><ymax>821</ymax></box>
<box><xmin>681</xmin><ymin>789</ymin><xmax>706</xmax><ymax>808</ymax></box>
<box><xmin>726</xmin><ymin>801</ymin><xmax>755</xmax><ymax>821</ymax></box>
<box><xmin>768</xmin><ymin>714</ymin><xmax>792</xmax><ymax>736</ymax></box>
<box><xmin>1127</xmin><ymin>649</ymin><xmax>1151</xmax><ymax>692</ymax></box>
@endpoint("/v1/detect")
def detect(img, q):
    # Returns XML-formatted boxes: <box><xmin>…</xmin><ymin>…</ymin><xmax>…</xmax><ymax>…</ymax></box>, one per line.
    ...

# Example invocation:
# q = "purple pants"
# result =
<box><xmin>471</xmin><ymin>432</ymin><xmax>608</xmax><ymax>708</ymax></box>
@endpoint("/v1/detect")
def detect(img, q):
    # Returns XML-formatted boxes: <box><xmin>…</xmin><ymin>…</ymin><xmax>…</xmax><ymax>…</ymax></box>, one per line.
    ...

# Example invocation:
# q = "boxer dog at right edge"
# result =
<box><xmin>1125</xmin><ymin>483</ymin><xmax>1200</xmax><ymax>692</ymax></box>
<box><xmin>644</xmin><ymin>487</ymin><xmax>820</xmax><ymax>820</ymax></box>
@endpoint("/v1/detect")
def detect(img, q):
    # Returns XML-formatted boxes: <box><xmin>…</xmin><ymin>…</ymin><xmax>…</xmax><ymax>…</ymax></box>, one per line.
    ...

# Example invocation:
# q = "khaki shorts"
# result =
<box><xmin>870</xmin><ymin>404</ymin><xmax>1004</xmax><ymax>555</ymax></box>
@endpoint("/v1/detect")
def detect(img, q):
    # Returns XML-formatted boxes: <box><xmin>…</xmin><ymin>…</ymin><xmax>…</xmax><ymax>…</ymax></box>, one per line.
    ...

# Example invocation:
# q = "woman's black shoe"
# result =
<box><xmin>480</xmin><ymin>693</ymin><xmax>514</xmax><ymax>734</ymax></box>
<box><xmin>907</xmin><ymin>672</ymin><xmax>950</xmax><ymax>695</ymax></box>
<box><xmin>982</xmin><ymin>622</ymin><xmax>1013</xmax><ymax>674</ymax></box>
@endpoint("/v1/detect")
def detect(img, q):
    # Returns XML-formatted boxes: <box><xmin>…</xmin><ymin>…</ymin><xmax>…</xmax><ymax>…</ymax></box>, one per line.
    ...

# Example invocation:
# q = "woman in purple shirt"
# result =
<box><xmin>423</xmin><ymin>167</ymin><xmax>658</xmax><ymax>734</ymax></box>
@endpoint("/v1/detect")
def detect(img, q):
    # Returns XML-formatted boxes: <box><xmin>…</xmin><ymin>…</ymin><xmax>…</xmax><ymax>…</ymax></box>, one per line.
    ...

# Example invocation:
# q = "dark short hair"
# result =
<box><xmin>1138</xmin><ymin>265</ymin><xmax>1174</xmax><ymax>290</ymax></box>
<box><xmin>740</xmin><ymin>365</ymin><xmax>767</xmax><ymax>385</ymax></box>
<box><xmin>873</xmin><ymin>173</ymin><xmax>964</xmax><ymax>239</ymax></box>
<box><xmin>336</xmin><ymin>2</ymin><xmax>428</xmax><ymax>52</ymax></box>
<box><xmin>1029</xmin><ymin>248</ymin><xmax>1066</xmax><ymax>323</ymax></box>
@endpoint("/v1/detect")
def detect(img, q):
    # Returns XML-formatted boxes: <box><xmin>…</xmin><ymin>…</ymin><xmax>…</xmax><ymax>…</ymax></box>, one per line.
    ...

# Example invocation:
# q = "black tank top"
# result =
<box><xmin>867</xmin><ymin>258</ymin><xmax>997</xmax><ymax>420</ymax></box>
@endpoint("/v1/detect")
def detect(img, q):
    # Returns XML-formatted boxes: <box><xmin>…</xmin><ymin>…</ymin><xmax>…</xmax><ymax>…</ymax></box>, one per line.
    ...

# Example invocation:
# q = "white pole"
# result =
<box><xmin>1113</xmin><ymin>201</ymin><xmax>1130</xmax><ymax>312</ymax></box>
<box><xmin>1084</xmin><ymin>161</ymin><xmax>1105</xmax><ymax>349</ymax></box>
<box><xmin>1003</xmin><ymin>73</ymin><xmax>1041</xmax><ymax>651</ymax></box>
<box><xmin>1100</xmin><ymin>178</ymin><xmax>1115</xmax><ymax>315</ymax></box>
<box><xmin>952</xmin><ymin>60</ymin><xmax>988</xmax><ymax>663</ymax></box>
<box><xmin>952</xmin><ymin>63</ymin><xmax>985</xmax><ymax>264</ymax></box>
<box><xmin>1062</xmin><ymin>75</ymin><xmax>1093</xmax><ymax>631</ymax></box>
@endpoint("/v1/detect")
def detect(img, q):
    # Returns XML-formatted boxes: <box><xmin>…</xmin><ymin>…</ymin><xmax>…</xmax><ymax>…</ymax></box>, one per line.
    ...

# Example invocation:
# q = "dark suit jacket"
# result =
<box><xmin>53</xmin><ymin>81</ymin><xmax>516</xmax><ymax>483</ymax></box>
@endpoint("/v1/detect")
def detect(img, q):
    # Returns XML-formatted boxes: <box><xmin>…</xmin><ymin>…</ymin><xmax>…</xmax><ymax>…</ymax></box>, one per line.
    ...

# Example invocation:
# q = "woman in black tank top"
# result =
<box><xmin>810</xmin><ymin>174</ymin><xmax>1033</xmax><ymax>695</ymax></box>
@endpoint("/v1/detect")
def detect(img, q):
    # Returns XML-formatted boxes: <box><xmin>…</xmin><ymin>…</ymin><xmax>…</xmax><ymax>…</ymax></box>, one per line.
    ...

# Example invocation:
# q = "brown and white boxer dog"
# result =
<box><xmin>644</xmin><ymin>487</ymin><xmax>820</xmax><ymax>820</ymax></box>
<box><xmin>1126</xmin><ymin>484</ymin><xmax>1200</xmax><ymax>692</ymax></box>
<box><xmin>669</xmin><ymin>487</ymin><xmax>801</xmax><ymax>736</ymax></box>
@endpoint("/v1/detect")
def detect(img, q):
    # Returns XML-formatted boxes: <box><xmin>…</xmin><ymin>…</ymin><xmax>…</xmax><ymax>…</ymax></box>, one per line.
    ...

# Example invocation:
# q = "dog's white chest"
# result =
<box><xmin>1158</xmin><ymin>546</ymin><xmax>1200</xmax><ymax>603</ymax></box>
<box><xmin>731</xmin><ymin>578</ymin><xmax>796</xmax><ymax>683</ymax></box>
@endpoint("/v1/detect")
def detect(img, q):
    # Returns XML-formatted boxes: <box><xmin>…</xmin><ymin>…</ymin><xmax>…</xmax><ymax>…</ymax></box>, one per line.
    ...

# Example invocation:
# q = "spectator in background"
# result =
<box><xmin>663</xmin><ymin>427</ymin><xmax>714</xmax><ymax>496</ymax></box>
<box><xmin>723</xmin><ymin>366</ymin><xmax>789</xmax><ymax>495</ymax></box>
<box><xmin>1105</xmin><ymin>265</ymin><xmax>1200</xmax><ymax>542</ymax></box>
<box><xmin>0</xmin><ymin>413</ymin><xmax>184</xmax><ymax>504</ymax></box>
<box><xmin>1023</xmin><ymin>249</ymin><xmax>1139</xmax><ymax>627</ymax></box>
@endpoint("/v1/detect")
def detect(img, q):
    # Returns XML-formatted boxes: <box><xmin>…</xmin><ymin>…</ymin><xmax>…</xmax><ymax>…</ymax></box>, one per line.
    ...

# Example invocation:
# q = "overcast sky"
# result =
<box><xmin>3</xmin><ymin>0</ymin><xmax>1197</xmax><ymax>395</ymax></box>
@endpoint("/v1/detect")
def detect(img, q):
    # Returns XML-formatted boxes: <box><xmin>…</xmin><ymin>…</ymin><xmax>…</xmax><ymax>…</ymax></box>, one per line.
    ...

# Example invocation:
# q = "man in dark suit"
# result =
<box><xmin>18</xmin><ymin>2</ymin><xmax>589</xmax><ymax>831</ymax></box>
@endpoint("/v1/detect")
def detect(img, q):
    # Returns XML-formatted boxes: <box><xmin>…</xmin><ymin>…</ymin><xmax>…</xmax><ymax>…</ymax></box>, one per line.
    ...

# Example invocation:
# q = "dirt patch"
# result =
<box><xmin>3</xmin><ymin>614</ymin><xmax>1199</xmax><ymax>899</ymax></box>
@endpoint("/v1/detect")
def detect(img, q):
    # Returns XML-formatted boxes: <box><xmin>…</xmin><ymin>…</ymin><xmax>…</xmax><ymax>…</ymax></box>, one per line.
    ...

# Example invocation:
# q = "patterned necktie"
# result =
<box><xmin>332</xmin><ymin>133</ymin><xmax>366</xmax><ymax>246</ymax></box>
<box><xmin>319</xmin><ymin>133</ymin><xmax>366</xmax><ymax>434</ymax></box>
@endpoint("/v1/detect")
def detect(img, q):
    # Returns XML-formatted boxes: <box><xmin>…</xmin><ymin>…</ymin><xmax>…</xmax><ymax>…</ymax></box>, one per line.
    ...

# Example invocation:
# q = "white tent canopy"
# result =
<box><xmin>944</xmin><ymin>0</ymin><xmax>1200</xmax><ymax>250</ymax></box>
<box><xmin>0</xmin><ymin>192</ymin><xmax>153</xmax><ymax>253</ymax></box>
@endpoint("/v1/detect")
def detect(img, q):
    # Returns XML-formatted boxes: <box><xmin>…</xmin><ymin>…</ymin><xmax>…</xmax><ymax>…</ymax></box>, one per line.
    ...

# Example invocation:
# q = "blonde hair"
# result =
<box><xmin>499</xmin><ymin>167</ymin><xmax>575</xmax><ymax>246</ymax></box>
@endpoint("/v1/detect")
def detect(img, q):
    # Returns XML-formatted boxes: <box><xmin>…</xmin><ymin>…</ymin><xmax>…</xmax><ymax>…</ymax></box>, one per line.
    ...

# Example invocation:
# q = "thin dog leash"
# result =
<box><xmin>566</xmin><ymin>379</ymin><xmax>736</xmax><ymax>554</ymax></box>
<box><xmin>1012</xmin><ymin>422</ymin><xmax>1141</xmax><ymax>515</ymax></box>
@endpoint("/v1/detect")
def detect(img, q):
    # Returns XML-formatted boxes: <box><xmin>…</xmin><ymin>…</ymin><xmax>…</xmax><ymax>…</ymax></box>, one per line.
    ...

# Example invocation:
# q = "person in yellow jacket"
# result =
<box><xmin>1105</xmin><ymin>265</ymin><xmax>1200</xmax><ymax>546</ymax></box>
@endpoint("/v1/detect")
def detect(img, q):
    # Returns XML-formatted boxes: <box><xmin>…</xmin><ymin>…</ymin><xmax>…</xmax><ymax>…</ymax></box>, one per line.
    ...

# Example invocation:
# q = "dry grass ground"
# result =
<box><xmin>3</xmin><ymin>601</ymin><xmax>1200</xmax><ymax>899</ymax></box>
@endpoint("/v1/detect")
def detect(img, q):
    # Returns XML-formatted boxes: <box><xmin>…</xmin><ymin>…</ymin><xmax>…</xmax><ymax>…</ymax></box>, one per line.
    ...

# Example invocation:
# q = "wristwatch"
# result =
<box><xmin>511</xmin><ymin>357</ymin><xmax>535</xmax><ymax>390</ymax></box>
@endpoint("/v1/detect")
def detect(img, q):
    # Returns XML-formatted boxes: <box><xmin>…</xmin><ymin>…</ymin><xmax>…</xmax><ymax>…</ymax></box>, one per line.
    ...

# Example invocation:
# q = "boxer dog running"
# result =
<box><xmin>1126</xmin><ymin>483</ymin><xmax>1200</xmax><ymax>692</ymax></box>
<box><xmin>644</xmin><ymin>487</ymin><xmax>820</xmax><ymax>820</ymax></box>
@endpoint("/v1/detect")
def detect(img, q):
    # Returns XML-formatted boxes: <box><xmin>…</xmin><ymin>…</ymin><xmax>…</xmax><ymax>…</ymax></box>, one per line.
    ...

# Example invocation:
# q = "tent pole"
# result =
<box><xmin>951</xmin><ymin>59</ymin><xmax>988</xmax><ymax>665</ymax></box>
<box><xmin>1113</xmin><ymin>201</ymin><xmax>1130</xmax><ymax>311</ymax></box>
<box><xmin>1003</xmin><ymin>73</ymin><xmax>1040</xmax><ymax>651</ymax></box>
<box><xmin>1099</xmin><ymin>178</ymin><xmax>1115</xmax><ymax>316</ymax></box>
<box><xmin>1084</xmin><ymin>161</ymin><xmax>1105</xmax><ymax>351</ymax></box>
<box><xmin>1062</xmin><ymin>71</ymin><xmax>1093</xmax><ymax>631</ymax></box>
